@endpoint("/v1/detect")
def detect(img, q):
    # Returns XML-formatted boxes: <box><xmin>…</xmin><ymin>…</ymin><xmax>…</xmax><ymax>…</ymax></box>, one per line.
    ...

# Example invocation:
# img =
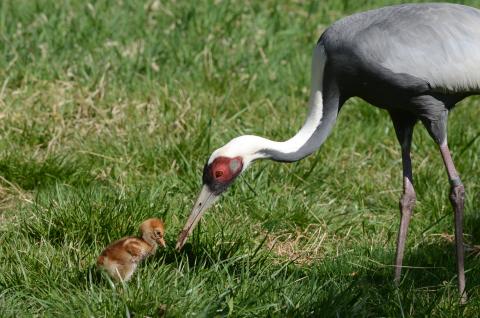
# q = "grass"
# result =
<box><xmin>1</xmin><ymin>0</ymin><xmax>480</xmax><ymax>316</ymax></box>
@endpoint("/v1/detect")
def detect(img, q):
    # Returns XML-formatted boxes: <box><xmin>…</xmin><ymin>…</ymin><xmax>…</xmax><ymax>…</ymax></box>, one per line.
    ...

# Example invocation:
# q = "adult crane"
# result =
<box><xmin>176</xmin><ymin>3</ymin><xmax>480</xmax><ymax>302</ymax></box>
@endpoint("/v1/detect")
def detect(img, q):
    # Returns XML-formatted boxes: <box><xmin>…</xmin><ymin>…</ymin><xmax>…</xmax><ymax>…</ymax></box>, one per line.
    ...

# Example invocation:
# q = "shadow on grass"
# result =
<box><xmin>0</xmin><ymin>153</ymin><xmax>94</xmax><ymax>190</ymax></box>
<box><xmin>182</xmin><ymin>227</ymin><xmax>480</xmax><ymax>314</ymax></box>
<box><xmin>157</xmin><ymin>233</ymin><xmax>252</xmax><ymax>269</ymax></box>
<box><xmin>143</xmin><ymin>232</ymin><xmax>474</xmax><ymax>316</ymax></box>
<box><xmin>401</xmin><ymin>205</ymin><xmax>480</xmax><ymax>292</ymax></box>
<box><xmin>282</xmin><ymin>242</ymin><xmax>475</xmax><ymax>317</ymax></box>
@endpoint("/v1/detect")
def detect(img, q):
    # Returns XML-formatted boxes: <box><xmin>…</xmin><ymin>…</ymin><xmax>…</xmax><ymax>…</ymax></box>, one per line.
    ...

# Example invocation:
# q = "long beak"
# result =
<box><xmin>175</xmin><ymin>185</ymin><xmax>219</xmax><ymax>250</ymax></box>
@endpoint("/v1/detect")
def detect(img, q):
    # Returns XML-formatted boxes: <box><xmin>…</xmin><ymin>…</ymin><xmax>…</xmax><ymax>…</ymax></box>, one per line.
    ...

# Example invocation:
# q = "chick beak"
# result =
<box><xmin>158</xmin><ymin>237</ymin><xmax>166</xmax><ymax>248</ymax></box>
<box><xmin>176</xmin><ymin>185</ymin><xmax>219</xmax><ymax>250</ymax></box>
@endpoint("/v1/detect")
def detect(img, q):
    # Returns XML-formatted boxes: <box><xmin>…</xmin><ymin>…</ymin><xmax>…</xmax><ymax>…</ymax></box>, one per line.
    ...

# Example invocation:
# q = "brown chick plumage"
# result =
<box><xmin>97</xmin><ymin>218</ymin><xmax>166</xmax><ymax>282</ymax></box>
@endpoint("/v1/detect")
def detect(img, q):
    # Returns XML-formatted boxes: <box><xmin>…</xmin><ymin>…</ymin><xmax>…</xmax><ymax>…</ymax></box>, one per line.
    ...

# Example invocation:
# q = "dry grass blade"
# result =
<box><xmin>262</xmin><ymin>224</ymin><xmax>329</xmax><ymax>265</ymax></box>
<box><xmin>0</xmin><ymin>175</ymin><xmax>33</xmax><ymax>211</ymax></box>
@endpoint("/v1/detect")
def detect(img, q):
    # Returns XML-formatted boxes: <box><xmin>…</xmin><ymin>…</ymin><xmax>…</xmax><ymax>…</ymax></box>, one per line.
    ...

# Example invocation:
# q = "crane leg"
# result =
<box><xmin>390</xmin><ymin>111</ymin><xmax>416</xmax><ymax>283</ymax></box>
<box><xmin>394</xmin><ymin>166</ymin><xmax>416</xmax><ymax>283</ymax></box>
<box><xmin>418</xmin><ymin>103</ymin><xmax>466</xmax><ymax>302</ymax></box>
<box><xmin>439</xmin><ymin>144</ymin><xmax>467</xmax><ymax>304</ymax></box>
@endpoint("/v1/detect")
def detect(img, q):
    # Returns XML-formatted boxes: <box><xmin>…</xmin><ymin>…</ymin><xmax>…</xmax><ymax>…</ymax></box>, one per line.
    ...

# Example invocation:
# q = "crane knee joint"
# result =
<box><xmin>449</xmin><ymin>180</ymin><xmax>465</xmax><ymax>205</ymax></box>
<box><xmin>399</xmin><ymin>192</ymin><xmax>416</xmax><ymax>212</ymax></box>
<box><xmin>450</xmin><ymin>177</ymin><xmax>463</xmax><ymax>188</ymax></box>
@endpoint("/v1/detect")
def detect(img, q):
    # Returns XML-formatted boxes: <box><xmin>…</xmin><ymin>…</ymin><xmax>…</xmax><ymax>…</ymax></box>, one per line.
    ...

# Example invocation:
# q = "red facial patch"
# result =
<box><xmin>210</xmin><ymin>156</ymin><xmax>243</xmax><ymax>183</ymax></box>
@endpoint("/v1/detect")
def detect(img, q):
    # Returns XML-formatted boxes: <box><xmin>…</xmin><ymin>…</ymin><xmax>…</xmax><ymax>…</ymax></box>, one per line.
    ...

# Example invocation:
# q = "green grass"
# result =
<box><xmin>1</xmin><ymin>0</ymin><xmax>480</xmax><ymax>316</ymax></box>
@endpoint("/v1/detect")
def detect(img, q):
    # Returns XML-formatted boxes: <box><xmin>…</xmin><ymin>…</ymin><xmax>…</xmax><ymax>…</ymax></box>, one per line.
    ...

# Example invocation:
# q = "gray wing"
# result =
<box><xmin>329</xmin><ymin>3</ymin><xmax>480</xmax><ymax>93</ymax></box>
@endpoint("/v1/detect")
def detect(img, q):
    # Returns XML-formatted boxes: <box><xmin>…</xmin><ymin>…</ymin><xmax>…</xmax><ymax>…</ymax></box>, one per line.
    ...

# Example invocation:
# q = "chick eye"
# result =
<box><xmin>215</xmin><ymin>170</ymin><xmax>224</xmax><ymax>178</ymax></box>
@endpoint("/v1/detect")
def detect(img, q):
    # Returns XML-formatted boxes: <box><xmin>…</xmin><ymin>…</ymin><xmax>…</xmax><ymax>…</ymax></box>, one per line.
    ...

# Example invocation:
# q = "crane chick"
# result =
<box><xmin>97</xmin><ymin>218</ymin><xmax>166</xmax><ymax>282</ymax></box>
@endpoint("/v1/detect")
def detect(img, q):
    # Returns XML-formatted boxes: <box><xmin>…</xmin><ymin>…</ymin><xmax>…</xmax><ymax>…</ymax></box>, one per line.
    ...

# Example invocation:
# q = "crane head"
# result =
<box><xmin>176</xmin><ymin>135</ymin><xmax>266</xmax><ymax>250</ymax></box>
<box><xmin>175</xmin><ymin>155</ymin><xmax>245</xmax><ymax>250</ymax></box>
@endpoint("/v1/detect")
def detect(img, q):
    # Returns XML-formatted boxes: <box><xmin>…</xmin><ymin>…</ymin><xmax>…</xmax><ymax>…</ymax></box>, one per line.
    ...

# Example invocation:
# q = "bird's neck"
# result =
<box><xmin>142</xmin><ymin>235</ymin><xmax>157</xmax><ymax>252</ymax></box>
<box><xmin>258</xmin><ymin>91</ymin><xmax>339</xmax><ymax>162</ymax></box>
<box><xmin>253</xmin><ymin>45</ymin><xmax>340</xmax><ymax>162</ymax></box>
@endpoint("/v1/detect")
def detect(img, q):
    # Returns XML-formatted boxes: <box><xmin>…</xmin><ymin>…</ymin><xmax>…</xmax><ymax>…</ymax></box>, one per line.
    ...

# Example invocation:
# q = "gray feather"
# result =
<box><xmin>323</xmin><ymin>3</ymin><xmax>480</xmax><ymax>93</ymax></box>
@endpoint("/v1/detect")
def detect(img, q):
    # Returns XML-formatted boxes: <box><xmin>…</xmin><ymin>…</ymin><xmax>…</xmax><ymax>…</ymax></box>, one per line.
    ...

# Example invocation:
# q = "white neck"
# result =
<box><xmin>218</xmin><ymin>44</ymin><xmax>339</xmax><ymax>165</ymax></box>
<box><xmin>255</xmin><ymin>76</ymin><xmax>325</xmax><ymax>161</ymax></box>
<box><xmin>210</xmin><ymin>44</ymin><xmax>340</xmax><ymax>166</ymax></box>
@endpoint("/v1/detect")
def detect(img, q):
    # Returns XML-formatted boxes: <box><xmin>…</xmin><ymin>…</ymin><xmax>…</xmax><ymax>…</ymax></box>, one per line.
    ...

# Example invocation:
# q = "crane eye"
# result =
<box><xmin>215</xmin><ymin>170</ymin><xmax>224</xmax><ymax>178</ymax></box>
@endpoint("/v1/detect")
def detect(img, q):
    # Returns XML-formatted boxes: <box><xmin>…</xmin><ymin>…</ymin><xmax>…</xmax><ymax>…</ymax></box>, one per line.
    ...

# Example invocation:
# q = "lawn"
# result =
<box><xmin>1</xmin><ymin>0</ymin><xmax>480</xmax><ymax>316</ymax></box>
